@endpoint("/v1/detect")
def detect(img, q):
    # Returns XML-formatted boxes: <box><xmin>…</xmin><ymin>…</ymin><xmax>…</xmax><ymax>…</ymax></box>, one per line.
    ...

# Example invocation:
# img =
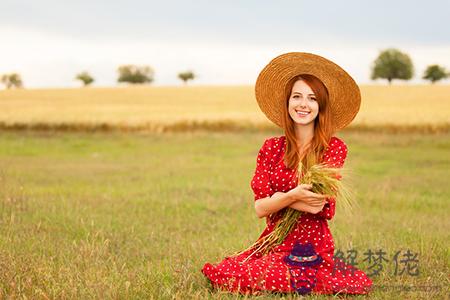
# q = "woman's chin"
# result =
<box><xmin>293</xmin><ymin>119</ymin><xmax>314</xmax><ymax>126</ymax></box>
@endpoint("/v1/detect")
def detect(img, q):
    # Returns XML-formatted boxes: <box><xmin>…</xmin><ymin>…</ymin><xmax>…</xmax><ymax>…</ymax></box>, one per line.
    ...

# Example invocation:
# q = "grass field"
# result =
<box><xmin>0</xmin><ymin>129</ymin><xmax>449</xmax><ymax>299</ymax></box>
<box><xmin>0</xmin><ymin>85</ymin><xmax>449</xmax><ymax>133</ymax></box>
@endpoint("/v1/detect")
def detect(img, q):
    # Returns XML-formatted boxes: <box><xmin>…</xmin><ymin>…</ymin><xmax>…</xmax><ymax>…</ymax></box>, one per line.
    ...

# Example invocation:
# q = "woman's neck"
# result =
<box><xmin>294</xmin><ymin>124</ymin><xmax>314</xmax><ymax>151</ymax></box>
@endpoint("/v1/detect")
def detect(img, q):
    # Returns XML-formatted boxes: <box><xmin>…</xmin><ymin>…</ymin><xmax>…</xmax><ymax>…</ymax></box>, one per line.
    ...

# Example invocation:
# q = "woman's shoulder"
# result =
<box><xmin>262</xmin><ymin>135</ymin><xmax>286</xmax><ymax>150</ymax></box>
<box><xmin>329</xmin><ymin>135</ymin><xmax>347</xmax><ymax>150</ymax></box>
<box><xmin>324</xmin><ymin>136</ymin><xmax>348</xmax><ymax>164</ymax></box>
<box><xmin>260</xmin><ymin>135</ymin><xmax>346</xmax><ymax>154</ymax></box>
<box><xmin>265</xmin><ymin>135</ymin><xmax>345</xmax><ymax>148</ymax></box>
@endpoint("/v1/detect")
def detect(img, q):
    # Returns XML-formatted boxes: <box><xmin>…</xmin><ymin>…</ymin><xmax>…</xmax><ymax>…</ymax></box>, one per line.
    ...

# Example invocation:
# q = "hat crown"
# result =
<box><xmin>255</xmin><ymin>52</ymin><xmax>361</xmax><ymax>131</ymax></box>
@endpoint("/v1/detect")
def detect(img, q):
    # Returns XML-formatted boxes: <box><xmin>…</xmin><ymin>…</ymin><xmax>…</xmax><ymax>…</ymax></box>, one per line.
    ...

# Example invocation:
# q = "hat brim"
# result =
<box><xmin>255</xmin><ymin>52</ymin><xmax>361</xmax><ymax>131</ymax></box>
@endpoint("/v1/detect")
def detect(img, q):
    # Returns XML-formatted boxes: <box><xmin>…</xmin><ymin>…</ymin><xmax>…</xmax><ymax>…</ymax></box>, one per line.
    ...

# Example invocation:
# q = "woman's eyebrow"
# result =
<box><xmin>292</xmin><ymin>91</ymin><xmax>316</xmax><ymax>96</ymax></box>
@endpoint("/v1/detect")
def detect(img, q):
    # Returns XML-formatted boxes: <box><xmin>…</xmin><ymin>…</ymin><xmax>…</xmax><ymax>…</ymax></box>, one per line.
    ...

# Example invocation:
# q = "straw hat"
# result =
<box><xmin>255</xmin><ymin>52</ymin><xmax>361</xmax><ymax>131</ymax></box>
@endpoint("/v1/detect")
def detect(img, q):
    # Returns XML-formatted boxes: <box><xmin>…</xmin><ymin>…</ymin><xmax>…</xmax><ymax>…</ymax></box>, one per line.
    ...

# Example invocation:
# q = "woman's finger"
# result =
<box><xmin>310</xmin><ymin>197</ymin><xmax>326</xmax><ymax>204</ymax></box>
<box><xmin>312</xmin><ymin>192</ymin><xmax>331</xmax><ymax>199</ymax></box>
<box><xmin>306</xmin><ymin>198</ymin><xmax>326</xmax><ymax>206</ymax></box>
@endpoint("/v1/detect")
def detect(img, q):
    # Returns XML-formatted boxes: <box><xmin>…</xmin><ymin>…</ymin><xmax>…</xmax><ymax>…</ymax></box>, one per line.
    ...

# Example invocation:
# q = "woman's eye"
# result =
<box><xmin>310</xmin><ymin>98</ymin><xmax>317</xmax><ymax>101</ymax></box>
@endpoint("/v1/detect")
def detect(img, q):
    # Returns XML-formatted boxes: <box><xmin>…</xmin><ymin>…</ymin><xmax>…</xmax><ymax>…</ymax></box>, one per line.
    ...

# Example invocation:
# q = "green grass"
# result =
<box><xmin>0</xmin><ymin>130</ymin><xmax>449</xmax><ymax>299</ymax></box>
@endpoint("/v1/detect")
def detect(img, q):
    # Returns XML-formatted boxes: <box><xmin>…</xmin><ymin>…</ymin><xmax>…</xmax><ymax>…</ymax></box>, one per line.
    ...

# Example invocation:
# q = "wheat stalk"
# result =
<box><xmin>229</xmin><ymin>161</ymin><xmax>355</xmax><ymax>264</ymax></box>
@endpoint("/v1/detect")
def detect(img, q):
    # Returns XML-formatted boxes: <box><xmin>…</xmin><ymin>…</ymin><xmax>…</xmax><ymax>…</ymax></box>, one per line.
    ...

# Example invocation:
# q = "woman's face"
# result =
<box><xmin>288</xmin><ymin>79</ymin><xmax>319</xmax><ymax>126</ymax></box>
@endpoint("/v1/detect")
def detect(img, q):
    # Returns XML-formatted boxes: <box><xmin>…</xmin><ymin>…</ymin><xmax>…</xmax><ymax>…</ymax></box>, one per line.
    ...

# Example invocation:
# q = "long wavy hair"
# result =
<box><xmin>282</xmin><ymin>74</ymin><xmax>335</xmax><ymax>174</ymax></box>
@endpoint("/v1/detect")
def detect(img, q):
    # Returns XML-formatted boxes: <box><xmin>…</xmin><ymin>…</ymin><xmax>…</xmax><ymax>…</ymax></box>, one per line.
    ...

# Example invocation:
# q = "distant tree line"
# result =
<box><xmin>371</xmin><ymin>48</ymin><xmax>449</xmax><ymax>85</ymax></box>
<box><xmin>1</xmin><ymin>48</ymin><xmax>449</xmax><ymax>89</ymax></box>
<box><xmin>73</xmin><ymin>66</ymin><xmax>196</xmax><ymax>87</ymax></box>
<box><xmin>1</xmin><ymin>73</ymin><xmax>23</xmax><ymax>89</ymax></box>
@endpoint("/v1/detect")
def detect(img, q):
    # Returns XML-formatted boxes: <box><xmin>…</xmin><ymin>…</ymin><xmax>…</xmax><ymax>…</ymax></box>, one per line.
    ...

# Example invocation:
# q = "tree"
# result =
<box><xmin>422</xmin><ymin>64</ymin><xmax>448</xmax><ymax>84</ymax></box>
<box><xmin>76</xmin><ymin>71</ymin><xmax>94</xmax><ymax>86</ymax></box>
<box><xmin>1</xmin><ymin>73</ymin><xmax>23</xmax><ymax>89</ymax></box>
<box><xmin>371</xmin><ymin>48</ymin><xmax>414</xmax><ymax>85</ymax></box>
<box><xmin>178</xmin><ymin>71</ymin><xmax>195</xmax><ymax>85</ymax></box>
<box><xmin>117</xmin><ymin>65</ymin><xmax>154</xmax><ymax>84</ymax></box>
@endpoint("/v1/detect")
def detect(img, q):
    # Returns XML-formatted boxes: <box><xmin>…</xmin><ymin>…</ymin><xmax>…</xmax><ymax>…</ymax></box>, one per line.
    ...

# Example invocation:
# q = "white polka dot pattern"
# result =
<box><xmin>201</xmin><ymin>135</ymin><xmax>372</xmax><ymax>296</ymax></box>
<box><xmin>250</xmin><ymin>138</ymin><xmax>275</xmax><ymax>201</ymax></box>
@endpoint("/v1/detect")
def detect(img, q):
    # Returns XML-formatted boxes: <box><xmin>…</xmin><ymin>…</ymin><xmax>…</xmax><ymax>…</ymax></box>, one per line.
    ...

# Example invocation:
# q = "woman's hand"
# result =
<box><xmin>289</xmin><ymin>199</ymin><xmax>328</xmax><ymax>214</ymax></box>
<box><xmin>287</xmin><ymin>184</ymin><xmax>331</xmax><ymax>207</ymax></box>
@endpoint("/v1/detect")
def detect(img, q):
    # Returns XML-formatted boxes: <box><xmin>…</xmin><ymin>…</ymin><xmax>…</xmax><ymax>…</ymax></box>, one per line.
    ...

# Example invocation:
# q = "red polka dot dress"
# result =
<box><xmin>201</xmin><ymin>135</ymin><xmax>373</xmax><ymax>295</ymax></box>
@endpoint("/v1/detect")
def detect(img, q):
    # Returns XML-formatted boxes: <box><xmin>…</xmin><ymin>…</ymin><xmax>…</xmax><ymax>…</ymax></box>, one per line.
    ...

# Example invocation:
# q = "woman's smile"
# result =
<box><xmin>295</xmin><ymin>110</ymin><xmax>311</xmax><ymax>117</ymax></box>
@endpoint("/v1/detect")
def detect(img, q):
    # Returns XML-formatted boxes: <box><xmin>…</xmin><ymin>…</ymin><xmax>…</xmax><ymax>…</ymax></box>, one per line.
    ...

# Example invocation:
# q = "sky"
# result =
<box><xmin>1</xmin><ymin>0</ymin><xmax>450</xmax><ymax>88</ymax></box>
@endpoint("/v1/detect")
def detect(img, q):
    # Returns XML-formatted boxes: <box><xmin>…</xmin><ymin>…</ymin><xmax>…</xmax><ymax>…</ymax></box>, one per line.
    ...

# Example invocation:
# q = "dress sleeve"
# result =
<box><xmin>316</xmin><ymin>138</ymin><xmax>348</xmax><ymax>220</ymax></box>
<box><xmin>250</xmin><ymin>138</ymin><xmax>275</xmax><ymax>201</ymax></box>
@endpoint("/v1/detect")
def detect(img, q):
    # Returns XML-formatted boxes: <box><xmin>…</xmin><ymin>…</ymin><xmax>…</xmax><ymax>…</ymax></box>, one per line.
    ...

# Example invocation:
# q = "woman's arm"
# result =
<box><xmin>254</xmin><ymin>191</ymin><xmax>295</xmax><ymax>219</ymax></box>
<box><xmin>254</xmin><ymin>186</ymin><xmax>328</xmax><ymax>218</ymax></box>
<box><xmin>288</xmin><ymin>199</ymin><xmax>326</xmax><ymax>215</ymax></box>
<box><xmin>255</xmin><ymin>191</ymin><xmax>326</xmax><ymax>218</ymax></box>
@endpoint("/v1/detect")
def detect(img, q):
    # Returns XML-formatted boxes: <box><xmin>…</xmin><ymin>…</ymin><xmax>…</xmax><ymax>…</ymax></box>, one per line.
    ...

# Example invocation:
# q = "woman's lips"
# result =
<box><xmin>296</xmin><ymin>111</ymin><xmax>310</xmax><ymax>117</ymax></box>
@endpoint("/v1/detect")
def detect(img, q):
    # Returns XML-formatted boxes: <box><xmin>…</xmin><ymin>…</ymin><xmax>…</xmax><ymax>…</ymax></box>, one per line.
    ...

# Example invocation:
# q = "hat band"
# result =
<box><xmin>288</xmin><ymin>254</ymin><xmax>318</xmax><ymax>262</ymax></box>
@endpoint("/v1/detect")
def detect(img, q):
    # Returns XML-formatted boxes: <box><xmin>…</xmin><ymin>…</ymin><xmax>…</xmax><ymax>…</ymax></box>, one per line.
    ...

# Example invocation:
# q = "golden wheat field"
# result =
<box><xmin>0</xmin><ymin>85</ymin><xmax>449</xmax><ymax>132</ymax></box>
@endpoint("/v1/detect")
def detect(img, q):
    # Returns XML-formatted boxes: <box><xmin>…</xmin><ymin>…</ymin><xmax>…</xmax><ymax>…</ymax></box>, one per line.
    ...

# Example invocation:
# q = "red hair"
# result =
<box><xmin>282</xmin><ymin>74</ymin><xmax>335</xmax><ymax>172</ymax></box>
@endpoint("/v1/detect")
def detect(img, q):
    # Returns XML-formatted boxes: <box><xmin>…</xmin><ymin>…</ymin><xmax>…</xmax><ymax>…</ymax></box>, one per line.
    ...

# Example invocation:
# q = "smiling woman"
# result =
<box><xmin>201</xmin><ymin>52</ymin><xmax>373</xmax><ymax>296</ymax></box>
<box><xmin>288</xmin><ymin>78</ymin><xmax>320</xmax><ymax>125</ymax></box>
<box><xmin>285</xmin><ymin>74</ymin><xmax>328</xmax><ymax>155</ymax></box>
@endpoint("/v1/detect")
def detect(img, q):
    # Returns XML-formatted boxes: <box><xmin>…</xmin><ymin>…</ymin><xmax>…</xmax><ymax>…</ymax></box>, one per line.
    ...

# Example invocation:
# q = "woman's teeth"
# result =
<box><xmin>296</xmin><ymin>111</ymin><xmax>310</xmax><ymax>116</ymax></box>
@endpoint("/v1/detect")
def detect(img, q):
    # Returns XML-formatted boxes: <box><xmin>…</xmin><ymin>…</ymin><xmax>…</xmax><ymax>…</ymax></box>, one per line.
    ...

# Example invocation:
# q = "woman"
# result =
<box><xmin>201</xmin><ymin>52</ymin><xmax>373</xmax><ymax>295</ymax></box>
